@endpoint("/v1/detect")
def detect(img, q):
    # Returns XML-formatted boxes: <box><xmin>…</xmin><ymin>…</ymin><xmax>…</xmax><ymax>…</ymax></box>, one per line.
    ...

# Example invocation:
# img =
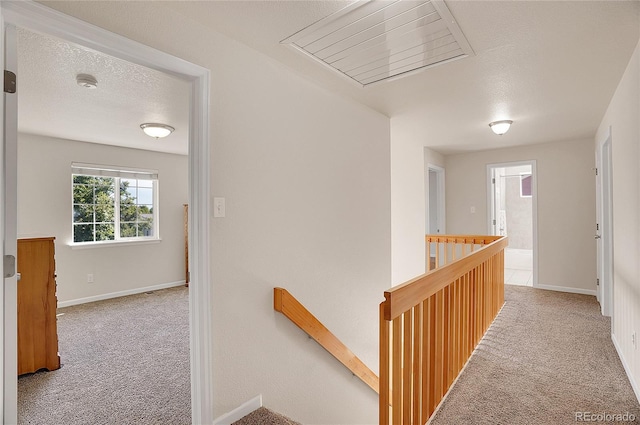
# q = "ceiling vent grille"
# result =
<box><xmin>282</xmin><ymin>0</ymin><xmax>473</xmax><ymax>87</ymax></box>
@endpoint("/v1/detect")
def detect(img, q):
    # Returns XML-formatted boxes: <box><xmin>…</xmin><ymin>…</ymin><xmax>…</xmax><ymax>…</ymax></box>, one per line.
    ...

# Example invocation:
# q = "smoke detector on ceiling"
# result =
<box><xmin>76</xmin><ymin>74</ymin><xmax>98</xmax><ymax>89</ymax></box>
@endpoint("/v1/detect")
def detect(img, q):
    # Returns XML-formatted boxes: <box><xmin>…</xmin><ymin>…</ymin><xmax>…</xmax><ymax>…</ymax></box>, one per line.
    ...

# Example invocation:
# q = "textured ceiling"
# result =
<box><xmin>17</xmin><ymin>28</ymin><xmax>190</xmax><ymax>155</ymax></box>
<box><xmin>164</xmin><ymin>0</ymin><xmax>640</xmax><ymax>154</ymax></box>
<box><xmin>17</xmin><ymin>1</ymin><xmax>640</xmax><ymax>156</ymax></box>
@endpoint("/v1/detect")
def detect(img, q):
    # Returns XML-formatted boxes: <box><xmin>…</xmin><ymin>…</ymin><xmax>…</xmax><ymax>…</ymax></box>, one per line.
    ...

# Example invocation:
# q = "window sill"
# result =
<box><xmin>70</xmin><ymin>238</ymin><xmax>161</xmax><ymax>250</ymax></box>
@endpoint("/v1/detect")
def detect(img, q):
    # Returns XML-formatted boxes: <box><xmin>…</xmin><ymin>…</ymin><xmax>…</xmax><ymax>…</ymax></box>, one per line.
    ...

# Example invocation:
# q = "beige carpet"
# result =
<box><xmin>233</xmin><ymin>407</ymin><xmax>301</xmax><ymax>425</ymax></box>
<box><xmin>18</xmin><ymin>286</ymin><xmax>191</xmax><ymax>425</ymax></box>
<box><xmin>429</xmin><ymin>285</ymin><xmax>640</xmax><ymax>425</ymax></box>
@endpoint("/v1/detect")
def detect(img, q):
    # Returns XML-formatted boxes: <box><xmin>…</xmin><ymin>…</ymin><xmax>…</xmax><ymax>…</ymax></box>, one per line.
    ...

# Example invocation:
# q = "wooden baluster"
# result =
<box><xmin>392</xmin><ymin>317</ymin><xmax>402</xmax><ymax>424</ymax></box>
<box><xmin>402</xmin><ymin>310</ymin><xmax>412</xmax><ymax>425</ymax></box>
<box><xmin>426</xmin><ymin>239</ymin><xmax>432</xmax><ymax>271</ymax></box>
<box><xmin>444</xmin><ymin>285</ymin><xmax>451</xmax><ymax>390</ymax></box>
<box><xmin>434</xmin><ymin>290</ymin><xmax>444</xmax><ymax>403</ymax></box>
<box><xmin>380</xmin><ymin>304</ymin><xmax>390</xmax><ymax>425</ymax></box>
<box><xmin>413</xmin><ymin>305</ymin><xmax>421</xmax><ymax>423</ymax></box>
<box><xmin>421</xmin><ymin>297</ymin><xmax>432</xmax><ymax>422</ymax></box>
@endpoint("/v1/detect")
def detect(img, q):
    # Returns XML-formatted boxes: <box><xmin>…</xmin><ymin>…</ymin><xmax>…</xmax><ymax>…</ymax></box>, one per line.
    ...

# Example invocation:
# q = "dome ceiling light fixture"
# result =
<box><xmin>140</xmin><ymin>123</ymin><xmax>175</xmax><ymax>139</ymax></box>
<box><xmin>76</xmin><ymin>73</ymin><xmax>98</xmax><ymax>89</ymax></box>
<box><xmin>489</xmin><ymin>120</ymin><xmax>513</xmax><ymax>136</ymax></box>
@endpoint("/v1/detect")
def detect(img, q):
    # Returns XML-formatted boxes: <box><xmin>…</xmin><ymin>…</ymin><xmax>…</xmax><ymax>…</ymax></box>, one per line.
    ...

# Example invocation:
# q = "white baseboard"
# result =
<box><xmin>213</xmin><ymin>394</ymin><xmax>262</xmax><ymax>425</ymax></box>
<box><xmin>57</xmin><ymin>280</ymin><xmax>186</xmax><ymax>308</ymax></box>
<box><xmin>611</xmin><ymin>333</ymin><xmax>640</xmax><ymax>404</ymax></box>
<box><xmin>533</xmin><ymin>283</ymin><xmax>596</xmax><ymax>296</ymax></box>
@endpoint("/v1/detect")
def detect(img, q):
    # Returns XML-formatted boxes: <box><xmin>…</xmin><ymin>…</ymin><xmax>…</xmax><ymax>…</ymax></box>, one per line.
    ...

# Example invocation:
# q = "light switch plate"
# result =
<box><xmin>214</xmin><ymin>197</ymin><xmax>226</xmax><ymax>218</ymax></box>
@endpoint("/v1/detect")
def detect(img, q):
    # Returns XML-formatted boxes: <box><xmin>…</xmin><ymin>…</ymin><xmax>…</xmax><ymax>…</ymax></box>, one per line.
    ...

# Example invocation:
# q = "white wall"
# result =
<box><xmin>390</xmin><ymin>118</ymin><xmax>433</xmax><ymax>285</ymax></box>
<box><xmin>17</xmin><ymin>133</ymin><xmax>188</xmax><ymax>303</ymax></box>
<box><xmin>43</xmin><ymin>3</ymin><xmax>392</xmax><ymax>424</ymax></box>
<box><xmin>596</xmin><ymin>39</ymin><xmax>640</xmax><ymax>400</ymax></box>
<box><xmin>445</xmin><ymin>139</ymin><xmax>596</xmax><ymax>293</ymax></box>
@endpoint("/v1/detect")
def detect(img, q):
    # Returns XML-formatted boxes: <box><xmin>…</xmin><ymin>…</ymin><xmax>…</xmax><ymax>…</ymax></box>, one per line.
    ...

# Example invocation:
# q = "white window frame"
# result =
<box><xmin>71</xmin><ymin>163</ymin><xmax>159</xmax><ymax>245</ymax></box>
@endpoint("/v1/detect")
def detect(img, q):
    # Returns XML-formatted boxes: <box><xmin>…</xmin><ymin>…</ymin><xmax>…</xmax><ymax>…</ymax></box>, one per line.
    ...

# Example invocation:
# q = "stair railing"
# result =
<box><xmin>380</xmin><ymin>235</ymin><xmax>507</xmax><ymax>424</ymax></box>
<box><xmin>274</xmin><ymin>287</ymin><xmax>379</xmax><ymax>393</ymax></box>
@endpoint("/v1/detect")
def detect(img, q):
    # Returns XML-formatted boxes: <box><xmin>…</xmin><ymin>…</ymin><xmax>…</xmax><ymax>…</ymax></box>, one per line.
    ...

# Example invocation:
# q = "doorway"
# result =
<box><xmin>426</xmin><ymin>164</ymin><xmax>445</xmax><ymax>235</ymax></box>
<box><xmin>596</xmin><ymin>127</ymin><xmax>613</xmax><ymax>317</ymax></box>
<box><xmin>2</xmin><ymin>2</ymin><xmax>212</xmax><ymax>423</ymax></box>
<box><xmin>488</xmin><ymin>161</ymin><xmax>537</xmax><ymax>287</ymax></box>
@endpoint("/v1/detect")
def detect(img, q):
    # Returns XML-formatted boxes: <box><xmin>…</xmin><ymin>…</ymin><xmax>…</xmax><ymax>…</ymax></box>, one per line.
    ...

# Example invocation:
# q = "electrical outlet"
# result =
<box><xmin>87</xmin><ymin>273</ymin><xmax>94</xmax><ymax>283</ymax></box>
<box><xmin>633</xmin><ymin>332</ymin><xmax>637</xmax><ymax>349</ymax></box>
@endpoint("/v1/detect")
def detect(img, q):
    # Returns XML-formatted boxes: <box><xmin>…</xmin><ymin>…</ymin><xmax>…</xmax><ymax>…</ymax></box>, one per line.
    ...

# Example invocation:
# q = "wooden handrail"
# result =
<box><xmin>384</xmin><ymin>236</ymin><xmax>508</xmax><ymax>320</ymax></box>
<box><xmin>380</xmin><ymin>235</ymin><xmax>507</xmax><ymax>424</ymax></box>
<box><xmin>425</xmin><ymin>234</ymin><xmax>502</xmax><ymax>244</ymax></box>
<box><xmin>274</xmin><ymin>287</ymin><xmax>379</xmax><ymax>394</ymax></box>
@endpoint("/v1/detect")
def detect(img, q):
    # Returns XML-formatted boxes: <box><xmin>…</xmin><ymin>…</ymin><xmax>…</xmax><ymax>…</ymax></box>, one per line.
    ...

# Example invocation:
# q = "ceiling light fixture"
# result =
<box><xmin>140</xmin><ymin>123</ymin><xmax>175</xmax><ymax>139</ymax></box>
<box><xmin>76</xmin><ymin>74</ymin><xmax>98</xmax><ymax>89</ymax></box>
<box><xmin>489</xmin><ymin>120</ymin><xmax>513</xmax><ymax>135</ymax></box>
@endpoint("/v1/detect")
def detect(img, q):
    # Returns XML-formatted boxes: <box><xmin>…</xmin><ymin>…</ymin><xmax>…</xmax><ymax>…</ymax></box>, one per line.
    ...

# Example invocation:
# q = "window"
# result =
<box><xmin>520</xmin><ymin>173</ymin><xmax>532</xmax><ymax>198</ymax></box>
<box><xmin>72</xmin><ymin>163</ymin><xmax>158</xmax><ymax>244</ymax></box>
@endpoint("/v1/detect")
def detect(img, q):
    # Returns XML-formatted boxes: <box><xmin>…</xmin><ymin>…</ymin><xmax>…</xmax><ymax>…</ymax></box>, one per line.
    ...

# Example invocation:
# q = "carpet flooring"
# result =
<box><xmin>233</xmin><ymin>407</ymin><xmax>301</xmax><ymax>425</ymax></box>
<box><xmin>429</xmin><ymin>285</ymin><xmax>640</xmax><ymax>425</ymax></box>
<box><xmin>18</xmin><ymin>286</ymin><xmax>191</xmax><ymax>425</ymax></box>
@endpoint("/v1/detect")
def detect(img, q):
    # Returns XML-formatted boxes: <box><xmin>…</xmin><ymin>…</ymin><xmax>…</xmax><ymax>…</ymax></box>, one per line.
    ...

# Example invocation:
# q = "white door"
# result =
<box><xmin>426</xmin><ymin>165</ymin><xmax>445</xmax><ymax>235</ymax></box>
<box><xmin>2</xmin><ymin>19</ymin><xmax>19</xmax><ymax>424</ymax></box>
<box><xmin>595</xmin><ymin>131</ymin><xmax>613</xmax><ymax>317</ymax></box>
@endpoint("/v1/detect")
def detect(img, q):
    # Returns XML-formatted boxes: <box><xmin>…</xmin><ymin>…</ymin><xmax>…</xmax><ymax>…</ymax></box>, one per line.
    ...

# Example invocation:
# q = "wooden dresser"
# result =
<box><xmin>17</xmin><ymin>237</ymin><xmax>60</xmax><ymax>375</ymax></box>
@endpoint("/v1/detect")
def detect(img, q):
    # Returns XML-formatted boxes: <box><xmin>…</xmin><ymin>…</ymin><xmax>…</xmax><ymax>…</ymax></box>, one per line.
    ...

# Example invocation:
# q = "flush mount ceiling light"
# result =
<box><xmin>489</xmin><ymin>120</ymin><xmax>513</xmax><ymax>136</ymax></box>
<box><xmin>76</xmin><ymin>74</ymin><xmax>98</xmax><ymax>89</ymax></box>
<box><xmin>140</xmin><ymin>123</ymin><xmax>175</xmax><ymax>139</ymax></box>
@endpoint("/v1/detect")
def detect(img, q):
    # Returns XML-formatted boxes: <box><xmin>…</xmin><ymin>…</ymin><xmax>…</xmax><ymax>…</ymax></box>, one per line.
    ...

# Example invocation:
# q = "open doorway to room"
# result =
<box><xmin>488</xmin><ymin>161</ymin><xmax>537</xmax><ymax>287</ymax></box>
<box><xmin>425</xmin><ymin>164</ymin><xmax>445</xmax><ymax>271</ymax></box>
<box><xmin>15</xmin><ymin>27</ymin><xmax>191</xmax><ymax>424</ymax></box>
<box><xmin>2</xmin><ymin>3</ymin><xmax>212</xmax><ymax>422</ymax></box>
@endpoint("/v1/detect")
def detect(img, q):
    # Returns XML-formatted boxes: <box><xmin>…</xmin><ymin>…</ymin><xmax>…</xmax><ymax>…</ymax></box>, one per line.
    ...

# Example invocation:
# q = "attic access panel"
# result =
<box><xmin>281</xmin><ymin>0</ymin><xmax>474</xmax><ymax>87</ymax></box>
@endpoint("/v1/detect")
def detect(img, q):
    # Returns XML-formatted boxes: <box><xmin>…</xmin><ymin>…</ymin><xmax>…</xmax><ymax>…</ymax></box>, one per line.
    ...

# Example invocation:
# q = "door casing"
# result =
<box><xmin>487</xmin><ymin>160</ymin><xmax>538</xmax><ymax>287</ymax></box>
<box><xmin>1</xmin><ymin>3</ymin><xmax>213</xmax><ymax>423</ymax></box>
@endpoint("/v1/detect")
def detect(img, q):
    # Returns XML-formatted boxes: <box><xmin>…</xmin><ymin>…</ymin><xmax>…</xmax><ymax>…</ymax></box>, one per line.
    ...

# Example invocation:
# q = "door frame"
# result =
<box><xmin>595</xmin><ymin>126</ymin><xmax>613</xmax><ymax>317</ymax></box>
<box><xmin>487</xmin><ymin>160</ymin><xmax>538</xmax><ymax>287</ymax></box>
<box><xmin>1</xmin><ymin>2</ymin><xmax>213</xmax><ymax>423</ymax></box>
<box><xmin>426</xmin><ymin>164</ymin><xmax>445</xmax><ymax>235</ymax></box>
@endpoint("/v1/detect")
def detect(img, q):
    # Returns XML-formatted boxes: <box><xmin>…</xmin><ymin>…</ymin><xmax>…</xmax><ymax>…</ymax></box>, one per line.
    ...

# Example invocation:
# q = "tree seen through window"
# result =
<box><xmin>73</xmin><ymin>174</ymin><xmax>156</xmax><ymax>243</ymax></box>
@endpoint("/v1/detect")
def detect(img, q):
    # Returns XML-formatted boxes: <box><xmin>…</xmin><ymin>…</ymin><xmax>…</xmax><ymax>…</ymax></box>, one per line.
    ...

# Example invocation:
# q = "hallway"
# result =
<box><xmin>429</xmin><ymin>286</ymin><xmax>640</xmax><ymax>424</ymax></box>
<box><xmin>505</xmin><ymin>248</ymin><xmax>533</xmax><ymax>287</ymax></box>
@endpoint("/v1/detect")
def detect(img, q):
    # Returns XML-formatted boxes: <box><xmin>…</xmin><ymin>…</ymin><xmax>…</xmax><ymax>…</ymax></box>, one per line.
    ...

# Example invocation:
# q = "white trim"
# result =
<box><xmin>71</xmin><ymin>162</ymin><xmax>159</xmax><ymax>180</ymax></box>
<box><xmin>487</xmin><ymin>160</ymin><xmax>538</xmax><ymax>288</ymax></box>
<box><xmin>212</xmin><ymin>395</ymin><xmax>263</xmax><ymax>425</ymax></box>
<box><xmin>534</xmin><ymin>284</ymin><xmax>597</xmax><ymax>297</ymax></box>
<box><xmin>70</xmin><ymin>238</ymin><xmax>162</xmax><ymax>249</ymax></box>
<box><xmin>3</xmin><ymin>22</ymin><xmax>19</xmax><ymax>425</ymax></box>
<box><xmin>426</xmin><ymin>164</ymin><xmax>446</xmax><ymax>234</ymax></box>
<box><xmin>611</xmin><ymin>333</ymin><xmax>640</xmax><ymax>403</ymax></box>
<box><xmin>2</xmin><ymin>2</ymin><xmax>213</xmax><ymax>424</ymax></box>
<box><xmin>57</xmin><ymin>280</ymin><xmax>186</xmax><ymax>308</ymax></box>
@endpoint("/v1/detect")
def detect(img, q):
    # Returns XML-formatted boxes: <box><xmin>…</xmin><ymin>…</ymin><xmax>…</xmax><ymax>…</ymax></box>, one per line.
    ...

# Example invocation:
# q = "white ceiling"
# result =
<box><xmin>163</xmin><ymin>0</ymin><xmax>640</xmax><ymax>154</ymax></box>
<box><xmin>17</xmin><ymin>28</ymin><xmax>190</xmax><ymax>155</ymax></box>
<box><xmin>16</xmin><ymin>1</ymin><xmax>640</xmax><ymax>156</ymax></box>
